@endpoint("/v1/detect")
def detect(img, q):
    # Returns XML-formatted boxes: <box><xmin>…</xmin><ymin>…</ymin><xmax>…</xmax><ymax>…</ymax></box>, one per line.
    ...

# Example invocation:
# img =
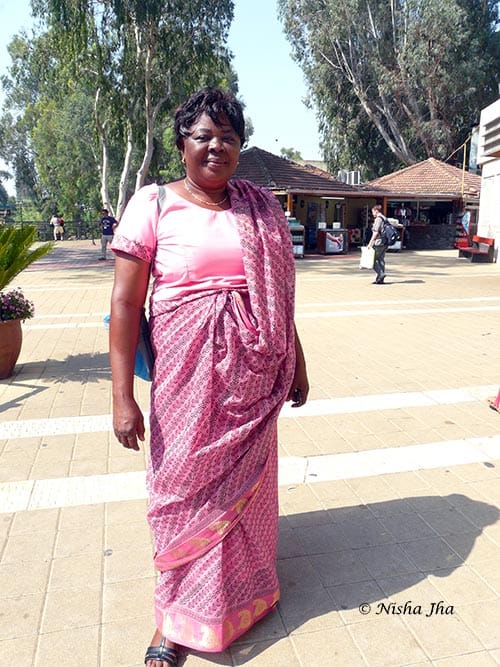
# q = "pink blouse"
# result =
<box><xmin>111</xmin><ymin>184</ymin><xmax>247</xmax><ymax>302</ymax></box>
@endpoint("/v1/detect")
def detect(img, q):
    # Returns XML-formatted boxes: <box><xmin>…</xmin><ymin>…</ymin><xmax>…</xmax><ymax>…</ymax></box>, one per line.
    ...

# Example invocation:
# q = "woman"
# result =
<box><xmin>110</xmin><ymin>87</ymin><xmax>309</xmax><ymax>667</ymax></box>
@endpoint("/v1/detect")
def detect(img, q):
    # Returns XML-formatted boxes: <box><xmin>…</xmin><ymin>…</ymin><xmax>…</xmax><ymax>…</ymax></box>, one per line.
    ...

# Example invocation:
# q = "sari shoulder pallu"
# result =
<box><xmin>146</xmin><ymin>178</ymin><xmax>296</xmax><ymax>652</ymax></box>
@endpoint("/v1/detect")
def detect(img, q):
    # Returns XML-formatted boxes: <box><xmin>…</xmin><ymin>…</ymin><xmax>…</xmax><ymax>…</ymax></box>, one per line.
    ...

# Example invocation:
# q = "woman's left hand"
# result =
<box><xmin>287</xmin><ymin>365</ymin><xmax>309</xmax><ymax>407</ymax></box>
<box><xmin>287</xmin><ymin>324</ymin><xmax>309</xmax><ymax>407</ymax></box>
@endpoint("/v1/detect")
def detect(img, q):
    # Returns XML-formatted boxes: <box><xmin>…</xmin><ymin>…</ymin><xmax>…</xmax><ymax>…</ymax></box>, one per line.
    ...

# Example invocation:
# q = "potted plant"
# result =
<box><xmin>0</xmin><ymin>225</ymin><xmax>53</xmax><ymax>378</ymax></box>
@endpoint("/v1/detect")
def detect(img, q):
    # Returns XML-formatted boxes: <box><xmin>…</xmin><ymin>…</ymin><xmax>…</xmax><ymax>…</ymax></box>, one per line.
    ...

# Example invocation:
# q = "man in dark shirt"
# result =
<box><xmin>99</xmin><ymin>208</ymin><xmax>118</xmax><ymax>260</ymax></box>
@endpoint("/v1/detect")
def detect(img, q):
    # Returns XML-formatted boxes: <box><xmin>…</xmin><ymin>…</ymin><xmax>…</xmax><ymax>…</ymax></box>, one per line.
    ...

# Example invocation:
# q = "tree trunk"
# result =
<box><xmin>116</xmin><ymin>121</ymin><xmax>134</xmax><ymax>220</ymax></box>
<box><xmin>360</xmin><ymin>95</ymin><xmax>416</xmax><ymax>165</ymax></box>
<box><xmin>94</xmin><ymin>88</ymin><xmax>113</xmax><ymax>214</ymax></box>
<box><xmin>134</xmin><ymin>42</ymin><xmax>171</xmax><ymax>192</ymax></box>
<box><xmin>135</xmin><ymin>41</ymin><xmax>154</xmax><ymax>192</ymax></box>
<box><xmin>100</xmin><ymin>141</ymin><xmax>112</xmax><ymax>213</ymax></box>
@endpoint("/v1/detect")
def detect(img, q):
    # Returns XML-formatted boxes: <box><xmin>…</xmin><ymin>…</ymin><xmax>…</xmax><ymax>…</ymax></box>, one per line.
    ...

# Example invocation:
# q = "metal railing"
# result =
<box><xmin>3</xmin><ymin>220</ymin><xmax>101</xmax><ymax>242</ymax></box>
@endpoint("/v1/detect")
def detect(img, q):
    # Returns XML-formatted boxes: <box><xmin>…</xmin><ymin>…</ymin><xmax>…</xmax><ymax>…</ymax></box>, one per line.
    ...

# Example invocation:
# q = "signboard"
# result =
<box><xmin>325</xmin><ymin>231</ymin><xmax>345</xmax><ymax>253</ymax></box>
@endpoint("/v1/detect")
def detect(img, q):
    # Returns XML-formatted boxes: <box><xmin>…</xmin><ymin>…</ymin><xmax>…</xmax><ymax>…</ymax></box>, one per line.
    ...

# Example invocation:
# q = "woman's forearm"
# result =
<box><xmin>109</xmin><ymin>254</ymin><xmax>150</xmax><ymax>400</ymax></box>
<box><xmin>110</xmin><ymin>299</ymin><xmax>142</xmax><ymax>400</ymax></box>
<box><xmin>294</xmin><ymin>323</ymin><xmax>307</xmax><ymax>372</ymax></box>
<box><xmin>289</xmin><ymin>323</ymin><xmax>309</xmax><ymax>405</ymax></box>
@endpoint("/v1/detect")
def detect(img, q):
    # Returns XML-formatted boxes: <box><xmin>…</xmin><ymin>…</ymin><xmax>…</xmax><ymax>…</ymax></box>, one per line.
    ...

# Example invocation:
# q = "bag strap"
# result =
<box><xmin>150</xmin><ymin>184</ymin><xmax>168</xmax><ymax>265</ymax></box>
<box><xmin>375</xmin><ymin>214</ymin><xmax>385</xmax><ymax>234</ymax></box>
<box><xmin>144</xmin><ymin>185</ymin><xmax>168</xmax><ymax>318</ymax></box>
<box><xmin>157</xmin><ymin>183</ymin><xmax>167</xmax><ymax>214</ymax></box>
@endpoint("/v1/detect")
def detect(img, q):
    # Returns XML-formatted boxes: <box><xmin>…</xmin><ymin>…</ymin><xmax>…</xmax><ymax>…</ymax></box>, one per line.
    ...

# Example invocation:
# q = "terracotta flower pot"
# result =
<box><xmin>0</xmin><ymin>318</ymin><xmax>23</xmax><ymax>379</ymax></box>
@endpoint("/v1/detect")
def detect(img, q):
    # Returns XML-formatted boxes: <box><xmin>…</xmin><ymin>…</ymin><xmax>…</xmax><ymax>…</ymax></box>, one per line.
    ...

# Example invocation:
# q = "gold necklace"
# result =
<box><xmin>184</xmin><ymin>178</ymin><xmax>228</xmax><ymax>206</ymax></box>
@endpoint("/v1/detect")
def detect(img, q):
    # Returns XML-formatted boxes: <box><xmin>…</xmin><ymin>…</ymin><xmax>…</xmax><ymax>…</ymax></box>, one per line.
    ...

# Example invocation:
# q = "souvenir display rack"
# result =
<box><xmin>288</xmin><ymin>219</ymin><xmax>305</xmax><ymax>258</ymax></box>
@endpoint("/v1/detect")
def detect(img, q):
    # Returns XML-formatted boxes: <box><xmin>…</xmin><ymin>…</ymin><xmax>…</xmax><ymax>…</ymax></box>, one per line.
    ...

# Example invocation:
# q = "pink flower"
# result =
<box><xmin>0</xmin><ymin>287</ymin><xmax>35</xmax><ymax>321</ymax></box>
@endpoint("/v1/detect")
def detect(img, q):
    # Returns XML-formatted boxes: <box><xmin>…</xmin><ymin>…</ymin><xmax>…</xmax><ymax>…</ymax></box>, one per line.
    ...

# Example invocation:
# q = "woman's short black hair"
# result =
<box><xmin>174</xmin><ymin>87</ymin><xmax>245</xmax><ymax>150</ymax></box>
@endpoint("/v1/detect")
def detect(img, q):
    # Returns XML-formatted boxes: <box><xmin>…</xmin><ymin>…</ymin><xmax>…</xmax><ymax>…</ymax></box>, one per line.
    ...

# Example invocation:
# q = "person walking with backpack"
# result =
<box><xmin>367</xmin><ymin>204</ymin><xmax>402</xmax><ymax>284</ymax></box>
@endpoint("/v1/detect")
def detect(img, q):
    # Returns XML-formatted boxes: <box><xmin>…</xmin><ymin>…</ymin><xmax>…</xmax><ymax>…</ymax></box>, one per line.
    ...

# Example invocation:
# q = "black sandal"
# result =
<box><xmin>144</xmin><ymin>636</ymin><xmax>178</xmax><ymax>666</ymax></box>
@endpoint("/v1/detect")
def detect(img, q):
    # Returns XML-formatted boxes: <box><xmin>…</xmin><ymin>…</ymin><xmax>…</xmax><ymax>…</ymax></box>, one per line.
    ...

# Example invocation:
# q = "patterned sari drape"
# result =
<box><xmin>146</xmin><ymin>179</ymin><xmax>296</xmax><ymax>651</ymax></box>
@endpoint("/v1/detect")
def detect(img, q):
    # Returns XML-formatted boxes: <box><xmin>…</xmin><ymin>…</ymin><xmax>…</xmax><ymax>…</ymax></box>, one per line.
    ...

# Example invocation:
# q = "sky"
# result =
<box><xmin>227</xmin><ymin>1</ymin><xmax>322</xmax><ymax>159</ymax></box>
<box><xmin>0</xmin><ymin>0</ymin><xmax>323</xmax><ymax>195</ymax></box>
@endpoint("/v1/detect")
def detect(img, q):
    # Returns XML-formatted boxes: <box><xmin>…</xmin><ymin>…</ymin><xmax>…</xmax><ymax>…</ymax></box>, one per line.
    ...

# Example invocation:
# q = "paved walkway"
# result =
<box><xmin>1</xmin><ymin>240</ymin><xmax>500</xmax><ymax>666</ymax></box>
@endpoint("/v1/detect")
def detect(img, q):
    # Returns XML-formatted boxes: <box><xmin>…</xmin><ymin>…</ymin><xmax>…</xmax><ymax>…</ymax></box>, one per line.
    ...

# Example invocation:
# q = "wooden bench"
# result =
<box><xmin>458</xmin><ymin>235</ymin><xmax>495</xmax><ymax>263</ymax></box>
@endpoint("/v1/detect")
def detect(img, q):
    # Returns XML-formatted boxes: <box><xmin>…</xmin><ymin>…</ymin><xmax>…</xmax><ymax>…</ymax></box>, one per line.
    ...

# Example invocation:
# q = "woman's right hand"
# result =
<box><xmin>113</xmin><ymin>396</ymin><xmax>145</xmax><ymax>451</ymax></box>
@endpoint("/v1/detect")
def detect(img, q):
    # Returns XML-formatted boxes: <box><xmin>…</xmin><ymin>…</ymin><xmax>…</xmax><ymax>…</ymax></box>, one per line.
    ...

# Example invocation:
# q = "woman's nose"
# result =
<box><xmin>209</xmin><ymin>136</ymin><xmax>224</xmax><ymax>151</ymax></box>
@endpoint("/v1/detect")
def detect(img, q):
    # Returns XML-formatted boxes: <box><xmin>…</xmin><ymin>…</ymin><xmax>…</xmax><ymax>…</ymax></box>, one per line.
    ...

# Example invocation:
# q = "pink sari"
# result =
<box><xmin>131</xmin><ymin>179</ymin><xmax>295</xmax><ymax>652</ymax></box>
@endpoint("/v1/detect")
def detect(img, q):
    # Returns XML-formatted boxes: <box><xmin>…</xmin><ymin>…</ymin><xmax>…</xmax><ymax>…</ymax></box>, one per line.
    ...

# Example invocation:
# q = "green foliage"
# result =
<box><xmin>244</xmin><ymin>115</ymin><xmax>254</xmax><ymax>147</ymax></box>
<box><xmin>0</xmin><ymin>226</ymin><xmax>53</xmax><ymax>292</ymax></box>
<box><xmin>278</xmin><ymin>0</ymin><xmax>500</xmax><ymax>175</ymax></box>
<box><xmin>280</xmin><ymin>147</ymin><xmax>303</xmax><ymax>162</ymax></box>
<box><xmin>0</xmin><ymin>182</ymin><xmax>8</xmax><ymax>208</ymax></box>
<box><xmin>31</xmin><ymin>90</ymin><xmax>102</xmax><ymax>218</ymax></box>
<box><xmin>159</xmin><ymin>124</ymin><xmax>184</xmax><ymax>184</ymax></box>
<box><xmin>1</xmin><ymin>0</ymin><xmax>236</xmax><ymax>215</ymax></box>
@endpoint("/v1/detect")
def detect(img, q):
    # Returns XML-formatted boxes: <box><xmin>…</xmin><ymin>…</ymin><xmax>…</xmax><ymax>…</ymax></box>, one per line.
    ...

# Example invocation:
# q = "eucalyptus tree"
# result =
<box><xmin>0</xmin><ymin>32</ymin><xmax>44</xmax><ymax>204</ymax></box>
<box><xmin>0</xmin><ymin>180</ymin><xmax>8</xmax><ymax>207</ymax></box>
<box><xmin>32</xmin><ymin>90</ymin><xmax>102</xmax><ymax>219</ymax></box>
<box><xmin>1</xmin><ymin>29</ymin><xmax>104</xmax><ymax>218</ymax></box>
<box><xmin>32</xmin><ymin>0</ymin><xmax>235</xmax><ymax>218</ymax></box>
<box><xmin>278</xmin><ymin>0</ymin><xmax>500</xmax><ymax>175</ymax></box>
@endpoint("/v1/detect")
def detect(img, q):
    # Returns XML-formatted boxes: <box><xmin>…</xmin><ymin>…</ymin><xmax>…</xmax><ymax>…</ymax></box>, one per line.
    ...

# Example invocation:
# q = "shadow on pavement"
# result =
<box><xmin>227</xmin><ymin>494</ymin><xmax>498</xmax><ymax>663</ymax></box>
<box><xmin>277</xmin><ymin>493</ymin><xmax>498</xmax><ymax>626</ymax></box>
<box><xmin>0</xmin><ymin>382</ymin><xmax>48</xmax><ymax>413</ymax></box>
<box><xmin>7</xmin><ymin>352</ymin><xmax>111</xmax><ymax>383</ymax></box>
<box><xmin>385</xmin><ymin>279</ymin><xmax>426</xmax><ymax>284</ymax></box>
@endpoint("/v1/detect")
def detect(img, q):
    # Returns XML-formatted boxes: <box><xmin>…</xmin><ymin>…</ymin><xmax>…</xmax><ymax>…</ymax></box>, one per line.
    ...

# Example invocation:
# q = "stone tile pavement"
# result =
<box><xmin>1</xmin><ymin>240</ymin><xmax>500</xmax><ymax>666</ymax></box>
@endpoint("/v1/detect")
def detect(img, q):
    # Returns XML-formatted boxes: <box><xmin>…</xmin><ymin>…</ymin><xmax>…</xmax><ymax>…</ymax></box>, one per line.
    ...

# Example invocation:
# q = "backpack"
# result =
<box><xmin>379</xmin><ymin>215</ymin><xmax>398</xmax><ymax>246</ymax></box>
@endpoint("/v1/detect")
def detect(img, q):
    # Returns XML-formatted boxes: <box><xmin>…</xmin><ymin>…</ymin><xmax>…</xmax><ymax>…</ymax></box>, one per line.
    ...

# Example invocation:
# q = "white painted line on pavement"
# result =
<box><xmin>1</xmin><ymin>385</ymin><xmax>496</xmax><ymax>440</ymax></box>
<box><xmin>297</xmin><ymin>269</ymin><xmax>500</xmax><ymax>283</ymax></box>
<box><xmin>0</xmin><ymin>473</ymin><xmax>147</xmax><ymax>513</ymax></box>
<box><xmin>278</xmin><ymin>385</ymin><xmax>497</xmax><ymax>418</ymax></box>
<box><xmin>22</xmin><ymin>285</ymin><xmax>111</xmax><ymax>292</ymax></box>
<box><xmin>299</xmin><ymin>296</ymin><xmax>500</xmax><ymax>308</ymax></box>
<box><xmin>0</xmin><ymin>481</ymin><xmax>34</xmax><ymax>513</ymax></box>
<box><xmin>26</xmin><ymin>297</ymin><xmax>500</xmax><ymax>318</ymax></box>
<box><xmin>302</xmin><ymin>435</ymin><xmax>500</xmax><ymax>484</ymax></box>
<box><xmin>34</xmin><ymin>312</ymin><xmax>108</xmax><ymax>319</ymax></box>
<box><xmin>25</xmin><ymin>322</ymin><xmax>104</xmax><ymax>330</ymax></box>
<box><xmin>2</xmin><ymin>435</ymin><xmax>500</xmax><ymax>513</ymax></box>
<box><xmin>21</xmin><ymin>302</ymin><xmax>500</xmax><ymax>330</ymax></box>
<box><xmin>28</xmin><ymin>471</ymin><xmax>147</xmax><ymax>510</ymax></box>
<box><xmin>0</xmin><ymin>414</ymin><xmax>113</xmax><ymax>439</ymax></box>
<box><xmin>296</xmin><ymin>305</ymin><xmax>500</xmax><ymax>319</ymax></box>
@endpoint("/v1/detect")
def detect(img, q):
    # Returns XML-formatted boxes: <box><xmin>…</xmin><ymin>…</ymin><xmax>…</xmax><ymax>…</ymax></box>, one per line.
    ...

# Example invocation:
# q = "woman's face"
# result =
<box><xmin>181</xmin><ymin>112</ymin><xmax>241</xmax><ymax>189</ymax></box>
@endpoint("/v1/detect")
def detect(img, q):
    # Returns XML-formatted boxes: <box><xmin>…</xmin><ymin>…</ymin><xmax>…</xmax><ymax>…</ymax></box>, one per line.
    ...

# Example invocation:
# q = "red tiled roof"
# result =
<box><xmin>234</xmin><ymin>147</ymin><xmax>361</xmax><ymax>195</ymax></box>
<box><xmin>365</xmin><ymin>157</ymin><xmax>481</xmax><ymax>198</ymax></box>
